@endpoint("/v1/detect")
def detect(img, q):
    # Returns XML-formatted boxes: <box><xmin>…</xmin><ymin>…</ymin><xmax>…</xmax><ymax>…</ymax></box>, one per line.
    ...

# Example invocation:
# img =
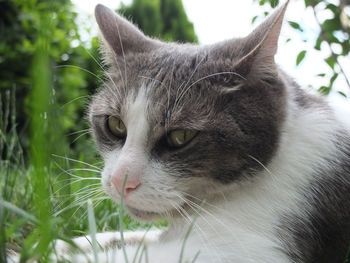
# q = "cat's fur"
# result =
<box><xmin>61</xmin><ymin>1</ymin><xmax>350</xmax><ymax>262</ymax></box>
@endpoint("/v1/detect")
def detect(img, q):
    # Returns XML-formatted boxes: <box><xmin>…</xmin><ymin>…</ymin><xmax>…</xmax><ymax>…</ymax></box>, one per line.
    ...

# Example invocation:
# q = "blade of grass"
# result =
<box><xmin>178</xmin><ymin>200</ymin><xmax>205</xmax><ymax>263</ymax></box>
<box><xmin>190</xmin><ymin>250</ymin><xmax>200</xmax><ymax>263</ymax></box>
<box><xmin>144</xmin><ymin>244</ymin><xmax>149</xmax><ymax>263</ymax></box>
<box><xmin>28</xmin><ymin>3</ymin><xmax>59</xmax><ymax>259</ymax></box>
<box><xmin>119</xmin><ymin>171</ymin><xmax>129</xmax><ymax>263</ymax></box>
<box><xmin>0</xmin><ymin>199</ymin><xmax>38</xmax><ymax>224</ymax></box>
<box><xmin>0</xmin><ymin>189</ymin><xmax>5</xmax><ymax>263</ymax></box>
<box><xmin>132</xmin><ymin>225</ymin><xmax>152</xmax><ymax>263</ymax></box>
<box><xmin>138</xmin><ymin>244</ymin><xmax>147</xmax><ymax>263</ymax></box>
<box><xmin>87</xmin><ymin>199</ymin><xmax>99</xmax><ymax>263</ymax></box>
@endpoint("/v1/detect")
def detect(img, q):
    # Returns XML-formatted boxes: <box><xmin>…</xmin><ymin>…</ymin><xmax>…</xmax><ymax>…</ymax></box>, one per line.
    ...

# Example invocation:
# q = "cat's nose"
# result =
<box><xmin>111</xmin><ymin>172</ymin><xmax>140</xmax><ymax>197</ymax></box>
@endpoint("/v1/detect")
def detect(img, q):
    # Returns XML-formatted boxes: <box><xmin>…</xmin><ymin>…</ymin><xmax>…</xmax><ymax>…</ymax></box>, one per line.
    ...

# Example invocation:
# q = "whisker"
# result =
<box><xmin>178</xmin><ymin>193</ymin><xmax>253</xmax><ymax>262</ymax></box>
<box><xmin>72</xmin><ymin>131</ymin><xmax>91</xmax><ymax>143</ymax></box>
<box><xmin>248</xmin><ymin>154</ymin><xmax>277</xmax><ymax>181</ymax></box>
<box><xmin>173</xmin><ymin>198</ymin><xmax>223</xmax><ymax>263</ymax></box>
<box><xmin>82</xmin><ymin>41</ymin><xmax>124</xmax><ymax>102</ymax></box>
<box><xmin>55</xmin><ymin>167</ymin><xmax>100</xmax><ymax>181</ymax></box>
<box><xmin>66</xmin><ymin>129</ymin><xmax>90</xmax><ymax>136</ymax></box>
<box><xmin>55</xmin><ymin>191</ymin><xmax>105</xmax><ymax>217</ymax></box>
<box><xmin>173</xmin><ymin>56</ymin><xmax>206</xmax><ymax>114</ymax></box>
<box><xmin>116</xmin><ymin>25</ymin><xmax>128</xmax><ymax>94</ymax></box>
<box><xmin>84</xmin><ymin>47</ymin><xmax>106</xmax><ymax>72</ymax></box>
<box><xmin>66</xmin><ymin>168</ymin><xmax>101</xmax><ymax>174</ymax></box>
<box><xmin>176</xmin><ymin>71</ymin><xmax>245</xmax><ymax>108</ymax></box>
<box><xmin>77</xmin><ymin>194</ymin><xmax>108</xmax><ymax>221</ymax></box>
<box><xmin>138</xmin><ymin>76</ymin><xmax>167</xmax><ymax>90</ymax></box>
<box><xmin>165</xmin><ymin>60</ymin><xmax>177</xmax><ymax>126</ymax></box>
<box><xmin>52</xmin><ymin>181</ymin><xmax>101</xmax><ymax>197</ymax></box>
<box><xmin>52</xmin><ymin>154</ymin><xmax>102</xmax><ymax>170</ymax></box>
<box><xmin>60</xmin><ymin>96</ymin><xmax>91</xmax><ymax>108</ymax></box>
<box><xmin>55</xmin><ymin>65</ymin><xmax>103</xmax><ymax>81</ymax></box>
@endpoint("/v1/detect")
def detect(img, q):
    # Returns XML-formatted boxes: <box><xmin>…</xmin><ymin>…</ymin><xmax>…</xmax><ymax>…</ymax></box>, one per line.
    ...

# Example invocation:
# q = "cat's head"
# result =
<box><xmin>90</xmin><ymin>2</ymin><xmax>288</xmax><ymax>221</ymax></box>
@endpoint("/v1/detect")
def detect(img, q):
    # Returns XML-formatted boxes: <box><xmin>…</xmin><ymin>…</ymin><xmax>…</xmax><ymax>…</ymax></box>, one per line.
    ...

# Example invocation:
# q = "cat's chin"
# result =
<box><xmin>126</xmin><ymin>205</ymin><xmax>164</xmax><ymax>221</ymax></box>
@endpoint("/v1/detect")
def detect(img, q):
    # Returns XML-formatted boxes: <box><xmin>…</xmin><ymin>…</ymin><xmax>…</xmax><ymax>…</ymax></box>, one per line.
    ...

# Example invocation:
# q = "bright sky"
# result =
<box><xmin>72</xmin><ymin>0</ymin><xmax>349</xmax><ymax>99</ymax></box>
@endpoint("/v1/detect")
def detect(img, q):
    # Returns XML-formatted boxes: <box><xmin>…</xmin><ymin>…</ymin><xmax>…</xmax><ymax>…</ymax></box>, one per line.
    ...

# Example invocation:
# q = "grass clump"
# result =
<box><xmin>0</xmin><ymin>8</ymin><xmax>142</xmax><ymax>261</ymax></box>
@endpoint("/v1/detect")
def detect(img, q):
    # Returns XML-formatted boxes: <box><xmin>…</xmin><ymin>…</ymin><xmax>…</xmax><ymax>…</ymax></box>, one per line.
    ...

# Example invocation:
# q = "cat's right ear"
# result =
<box><xmin>95</xmin><ymin>4</ymin><xmax>160</xmax><ymax>56</ymax></box>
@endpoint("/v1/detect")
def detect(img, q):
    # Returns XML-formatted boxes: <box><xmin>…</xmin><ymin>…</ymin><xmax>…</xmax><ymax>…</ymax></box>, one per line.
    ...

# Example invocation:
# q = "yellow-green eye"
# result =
<box><xmin>166</xmin><ymin>130</ymin><xmax>198</xmax><ymax>148</ymax></box>
<box><xmin>107</xmin><ymin>116</ymin><xmax>127</xmax><ymax>139</ymax></box>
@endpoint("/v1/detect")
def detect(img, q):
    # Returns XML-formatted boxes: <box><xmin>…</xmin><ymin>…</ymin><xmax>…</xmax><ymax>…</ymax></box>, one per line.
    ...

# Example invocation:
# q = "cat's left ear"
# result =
<box><xmin>234</xmin><ymin>0</ymin><xmax>289</xmax><ymax>76</ymax></box>
<box><xmin>95</xmin><ymin>4</ymin><xmax>160</xmax><ymax>57</ymax></box>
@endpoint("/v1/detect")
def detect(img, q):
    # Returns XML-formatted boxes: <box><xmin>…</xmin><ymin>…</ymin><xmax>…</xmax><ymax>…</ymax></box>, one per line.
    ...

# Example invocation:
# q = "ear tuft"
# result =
<box><xmin>94</xmin><ymin>4</ymin><xmax>160</xmax><ymax>56</ymax></box>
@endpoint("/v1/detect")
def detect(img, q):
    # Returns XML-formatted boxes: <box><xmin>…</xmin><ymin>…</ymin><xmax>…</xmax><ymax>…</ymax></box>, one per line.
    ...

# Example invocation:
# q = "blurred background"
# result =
<box><xmin>0</xmin><ymin>0</ymin><xmax>349</xmax><ymax>261</ymax></box>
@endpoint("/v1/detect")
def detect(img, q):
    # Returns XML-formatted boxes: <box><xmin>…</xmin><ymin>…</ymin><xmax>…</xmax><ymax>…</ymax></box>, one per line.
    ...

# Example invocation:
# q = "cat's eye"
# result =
<box><xmin>166</xmin><ymin>130</ymin><xmax>198</xmax><ymax>148</ymax></box>
<box><xmin>107</xmin><ymin>116</ymin><xmax>127</xmax><ymax>139</ymax></box>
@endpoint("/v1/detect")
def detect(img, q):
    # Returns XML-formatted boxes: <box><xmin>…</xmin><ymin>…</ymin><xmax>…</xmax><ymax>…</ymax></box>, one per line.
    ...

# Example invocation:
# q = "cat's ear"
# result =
<box><xmin>95</xmin><ymin>4</ymin><xmax>160</xmax><ymax>56</ymax></box>
<box><xmin>234</xmin><ymin>0</ymin><xmax>289</xmax><ymax>76</ymax></box>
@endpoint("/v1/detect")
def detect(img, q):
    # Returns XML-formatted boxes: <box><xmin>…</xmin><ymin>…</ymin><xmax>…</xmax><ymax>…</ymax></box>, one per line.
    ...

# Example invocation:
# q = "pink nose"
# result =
<box><xmin>111</xmin><ymin>176</ymin><xmax>140</xmax><ymax>197</ymax></box>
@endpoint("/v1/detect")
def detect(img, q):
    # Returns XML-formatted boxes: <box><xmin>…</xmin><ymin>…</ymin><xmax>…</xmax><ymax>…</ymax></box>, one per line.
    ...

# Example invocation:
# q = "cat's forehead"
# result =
<box><xmin>124</xmin><ymin>42</ymin><xmax>244</xmax><ymax>82</ymax></box>
<box><xmin>92</xmin><ymin>45</ymin><xmax>232</xmax><ymax>123</ymax></box>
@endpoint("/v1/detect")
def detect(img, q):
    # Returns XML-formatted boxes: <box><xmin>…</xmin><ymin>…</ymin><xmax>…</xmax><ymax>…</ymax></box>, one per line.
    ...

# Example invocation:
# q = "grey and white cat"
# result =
<box><xmin>62</xmin><ymin>1</ymin><xmax>350</xmax><ymax>262</ymax></box>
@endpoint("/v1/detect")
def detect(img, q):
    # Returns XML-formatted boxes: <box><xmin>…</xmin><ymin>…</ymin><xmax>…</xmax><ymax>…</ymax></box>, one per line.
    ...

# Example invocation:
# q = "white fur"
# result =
<box><xmin>102</xmin><ymin>87</ymin><xmax>183</xmax><ymax>216</ymax></box>
<box><xmin>328</xmin><ymin>95</ymin><xmax>350</xmax><ymax>130</ymax></box>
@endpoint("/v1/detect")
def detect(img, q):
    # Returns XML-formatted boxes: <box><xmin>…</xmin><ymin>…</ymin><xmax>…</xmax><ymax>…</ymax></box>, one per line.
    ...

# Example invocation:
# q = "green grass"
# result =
<box><xmin>0</xmin><ymin>12</ymin><xmax>145</xmax><ymax>262</ymax></box>
<box><xmin>0</xmin><ymin>83</ymin><xmax>150</xmax><ymax>261</ymax></box>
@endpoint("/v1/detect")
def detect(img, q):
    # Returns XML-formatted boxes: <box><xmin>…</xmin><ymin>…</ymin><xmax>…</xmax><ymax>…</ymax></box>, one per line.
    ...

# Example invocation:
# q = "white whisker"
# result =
<box><xmin>55</xmin><ymin>65</ymin><xmax>103</xmax><ymax>81</ymax></box>
<box><xmin>52</xmin><ymin>154</ymin><xmax>102</xmax><ymax>170</ymax></box>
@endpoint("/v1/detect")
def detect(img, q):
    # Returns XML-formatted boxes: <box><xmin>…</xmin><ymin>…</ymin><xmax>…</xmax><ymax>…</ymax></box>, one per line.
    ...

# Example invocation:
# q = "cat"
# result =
<box><xmin>57</xmin><ymin>1</ymin><xmax>350</xmax><ymax>262</ymax></box>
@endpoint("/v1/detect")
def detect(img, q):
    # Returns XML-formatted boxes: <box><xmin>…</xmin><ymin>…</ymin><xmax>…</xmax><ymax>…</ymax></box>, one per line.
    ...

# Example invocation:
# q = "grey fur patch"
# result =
<box><xmin>278</xmin><ymin>135</ymin><xmax>350</xmax><ymax>263</ymax></box>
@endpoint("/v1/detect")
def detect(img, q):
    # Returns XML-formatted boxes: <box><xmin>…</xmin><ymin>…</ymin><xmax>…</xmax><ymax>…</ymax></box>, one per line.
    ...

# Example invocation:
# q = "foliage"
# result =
<box><xmin>0</xmin><ymin>0</ymin><xmax>115</xmax><ymax>261</ymax></box>
<box><xmin>0</xmin><ymin>0</ymin><xmax>101</xmax><ymax>162</ymax></box>
<box><xmin>119</xmin><ymin>0</ymin><xmax>198</xmax><ymax>43</ymax></box>
<box><xmin>254</xmin><ymin>0</ymin><xmax>350</xmax><ymax>96</ymax></box>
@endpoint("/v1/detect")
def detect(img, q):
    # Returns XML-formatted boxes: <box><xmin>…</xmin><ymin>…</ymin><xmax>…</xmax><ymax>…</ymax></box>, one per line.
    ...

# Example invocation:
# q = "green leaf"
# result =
<box><xmin>338</xmin><ymin>91</ymin><xmax>347</xmax><ymax>98</ymax></box>
<box><xmin>319</xmin><ymin>86</ymin><xmax>331</xmax><ymax>95</ymax></box>
<box><xmin>288</xmin><ymin>21</ymin><xmax>304</xmax><ymax>32</ymax></box>
<box><xmin>251</xmin><ymin>16</ymin><xmax>258</xmax><ymax>24</ymax></box>
<box><xmin>325</xmin><ymin>56</ymin><xmax>335</xmax><ymax>70</ymax></box>
<box><xmin>304</xmin><ymin>0</ymin><xmax>310</xmax><ymax>6</ymax></box>
<box><xmin>259</xmin><ymin>0</ymin><xmax>267</xmax><ymax>6</ymax></box>
<box><xmin>296</xmin><ymin>50</ymin><xmax>307</xmax><ymax>66</ymax></box>
<box><xmin>322</xmin><ymin>18</ymin><xmax>341</xmax><ymax>33</ymax></box>
<box><xmin>269</xmin><ymin>0</ymin><xmax>279</xmax><ymax>8</ymax></box>
<box><xmin>329</xmin><ymin>73</ymin><xmax>339</xmax><ymax>88</ymax></box>
<box><xmin>314</xmin><ymin>37</ymin><xmax>322</xmax><ymax>50</ymax></box>
<box><xmin>326</xmin><ymin>3</ymin><xmax>339</xmax><ymax>14</ymax></box>
<box><xmin>317</xmin><ymin>73</ymin><xmax>326</xmax><ymax>77</ymax></box>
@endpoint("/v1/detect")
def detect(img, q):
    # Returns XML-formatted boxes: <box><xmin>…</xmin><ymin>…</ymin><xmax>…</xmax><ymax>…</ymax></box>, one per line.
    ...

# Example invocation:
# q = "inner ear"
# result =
<box><xmin>234</xmin><ymin>1</ymin><xmax>289</xmax><ymax>73</ymax></box>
